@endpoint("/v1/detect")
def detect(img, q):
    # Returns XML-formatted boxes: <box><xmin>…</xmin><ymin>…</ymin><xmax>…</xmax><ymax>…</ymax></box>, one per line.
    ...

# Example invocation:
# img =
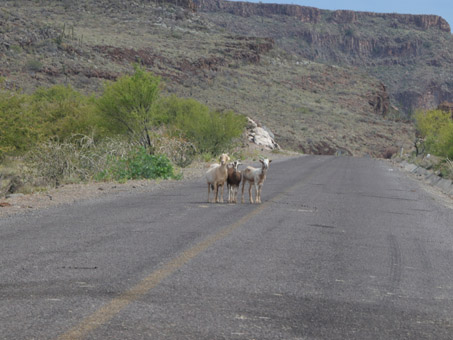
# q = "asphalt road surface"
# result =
<box><xmin>1</xmin><ymin>156</ymin><xmax>453</xmax><ymax>340</ymax></box>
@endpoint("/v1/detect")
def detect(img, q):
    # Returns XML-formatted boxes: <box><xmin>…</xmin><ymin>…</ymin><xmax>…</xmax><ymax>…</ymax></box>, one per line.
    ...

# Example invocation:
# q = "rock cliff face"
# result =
<box><xmin>194</xmin><ymin>0</ymin><xmax>450</xmax><ymax>32</ymax></box>
<box><xmin>194</xmin><ymin>0</ymin><xmax>321</xmax><ymax>23</ymax></box>
<box><xmin>157</xmin><ymin>0</ymin><xmax>196</xmax><ymax>11</ymax></box>
<box><xmin>194</xmin><ymin>0</ymin><xmax>453</xmax><ymax>114</ymax></box>
<box><xmin>330</xmin><ymin>10</ymin><xmax>450</xmax><ymax>32</ymax></box>
<box><xmin>438</xmin><ymin>101</ymin><xmax>453</xmax><ymax>119</ymax></box>
<box><xmin>368</xmin><ymin>83</ymin><xmax>390</xmax><ymax>116</ymax></box>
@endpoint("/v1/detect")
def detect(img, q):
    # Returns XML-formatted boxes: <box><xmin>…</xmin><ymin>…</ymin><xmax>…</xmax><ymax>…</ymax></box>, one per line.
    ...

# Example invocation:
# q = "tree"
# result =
<box><xmin>415</xmin><ymin>109</ymin><xmax>453</xmax><ymax>158</ymax></box>
<box><xmin>0</xmin><ymin>90</ymin><xmax>38</xmax><ymax>158</ymax></box>
<box><xmin>96</xmin><ymin>65</ymin><xmax>161</xmax><ymax>149</ymax></box>
<box><xmin>159</xmin><ymin>95</ymin><xmax>246</xmax><ymax>155</ymax></box>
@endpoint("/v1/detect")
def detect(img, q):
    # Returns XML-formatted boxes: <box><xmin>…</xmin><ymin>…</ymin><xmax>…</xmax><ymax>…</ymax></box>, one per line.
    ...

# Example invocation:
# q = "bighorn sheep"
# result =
<box><xmin>241</xmin><ymin>158</ymin><xmax>272</xmax><ymax>204</ymax></box>
<box><xmin>205</xmin><ymin>153</ymin><xmax>230</xmax><ymax>203</ymax></box>
<box><xmin>227</xmin><ymin>160</ymin><xmax>242</xmax><ymax>203</ymax></box>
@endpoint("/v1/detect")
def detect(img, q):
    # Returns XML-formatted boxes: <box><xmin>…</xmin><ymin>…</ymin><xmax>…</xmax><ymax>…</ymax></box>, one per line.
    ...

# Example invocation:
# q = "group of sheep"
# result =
<box><xmin>205</xmin><ymin>154</ymin><xmax>272</xmax><ymax>204</ymax></box>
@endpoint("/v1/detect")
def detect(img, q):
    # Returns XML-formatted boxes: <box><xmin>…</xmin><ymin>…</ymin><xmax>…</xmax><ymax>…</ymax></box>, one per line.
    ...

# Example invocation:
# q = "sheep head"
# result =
<box><xmin>219</xmin><ymin>153</ymin><xmax>230</xmax><ymax>166</ymax></box>
<box><xmin>259</xmin><ymin>158</ymin><xmax>272</xmax><ymax>169</ymax></box>
<box><xmin>231</xmin><ymin>160</ymin><xmax>241</xmax><ymax>171</ymax></box>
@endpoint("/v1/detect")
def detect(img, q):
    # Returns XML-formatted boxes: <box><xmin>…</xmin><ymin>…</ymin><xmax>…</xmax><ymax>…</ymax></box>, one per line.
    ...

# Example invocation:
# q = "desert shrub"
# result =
<box><xmin>178</xmin><ymin>109</ymin><xmax>246</xmax><ymax>155</ymax></box>
<box><xmin>0</xmin><ymin>85</ymin><xmax>99</xmax><ymax>158</ymax></box>
<box><xmin>30</xmin><ymin>85</ymin><xmax>100</xmax><ymax>141</ymax></box>
<box><xmin>159</xmin><ymin>95</ymin><xmax>246</xmax><ymax>155</ymax></box>
<box><xmin>97</xmin><ymin>147</ymin><xmax>177</xmax><ymax>181</ymax></box>
<box><xmin>96</xmin><ymin>65</ymin><xmax>161</xmax><ymax>148</ymax></box>
<box><xmin>96</xmin><ymin>70</ymin><xmax>246</xmax><ymax>157</ymax></box>
<box><xmin>415</xmin><ymin>109</ymin><xmax>453</xmax><ymax>158</ymax></box>
<box><xmin>0</xmin><ymin>90</ymin><xmax>39</xmax><ymax>157</ymax></box>
<box><xmin>26</xmin><ymin>59</ymin><xmax>43</xmax><ymax>72</ymax></box>
<box><xmin>147</xmin><ymin>128</ymin><xmax>197</xmax><ymax>168</ymax></box>
<box><xmin>25</xmin><ymin>135</ymin><xmax>133</xmax><ymax>186</ymax></box>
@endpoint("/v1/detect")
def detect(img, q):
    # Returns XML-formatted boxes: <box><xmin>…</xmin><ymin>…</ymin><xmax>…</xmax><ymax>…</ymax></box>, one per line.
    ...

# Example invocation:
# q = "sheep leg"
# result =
<box><xmin>248</xmin><ymin>182</ymin><xmax>254</xmax><ymax>204</ymax></box>
<box><xmin>207</xmin><ymin>184</ymin><xmax>211</xmax><ymax>203</ymax></box>
<box><xmin>241</xmin><ymin>180</ymin><xmax>246</xmax><ymax>203</ymax></box>
<box><xmin>219</xmin><ymin>183</ymin><xmax>225</xmax><ymax>203</ymax></box>
<box><xmin>257</xmin><ymin>184</ymin><xmax>262</xmax><ymax>203</ymax></box>
<box><xmin>254</xmin><ymin>183</ymin><xmax>260</xmax><ymax>203</ymax></box>
<box><xmin>227</xmin><ymin>184</ymin><xmax>231</xmax><ymax>203</ymax></box>
<box><xmin>214</xmin><ymin>183</ymin><xmax>219</xmax><ymax>203</ymax></box>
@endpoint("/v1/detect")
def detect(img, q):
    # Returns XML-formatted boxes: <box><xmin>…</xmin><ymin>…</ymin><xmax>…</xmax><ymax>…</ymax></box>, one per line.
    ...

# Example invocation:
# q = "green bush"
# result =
<box><xmin>30</xmin><ymin>85</ymin><xmax>100</xmax><ymax>141</ymax></box>
<box><xmin>0</xmin><ymin>85</ymin><xmax>99</xmax><ymax>158</ymax></box>
<box><xmin>159</xmin><ymin>95</ymin><xmax>246</xmax><ymax>155</ymax></box>
<box><xmin>0</xmin><ymin>90</ymin><xmax>39</xmax><ymax>157</ymax></box>
<box><xmin>97</xmin><ymin>147</ymin><xmax>177</xmax><ymax>181</ymax></box>
<box><xmin>415</xmin><ymin>109</ymin><xmax>453</xmax><ymax>158</ymax></box>
<box><xmin>96</xmin><ymin>65</ymin><xmax>161</xmax><ymax>147</ymax></box>
<box><xmin>96</xmin><ymin>68</ymin><xmax>246</xmax><ymax>156</ymax></box>
<box><xmin>2</xmin><ymin>66</ymin><xmax>246</xmax><ymax>178</ymax></box>
<box><xmin>26</xmin><ymin>59</ymin><xmax>43</xmax><ymax>72</ymax></box>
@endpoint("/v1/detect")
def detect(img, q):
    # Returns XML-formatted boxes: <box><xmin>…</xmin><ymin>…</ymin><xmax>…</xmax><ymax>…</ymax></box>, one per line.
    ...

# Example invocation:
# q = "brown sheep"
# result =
<box><xmin>227</xmin><ymin>160</ymin><xmax>242</xmax><ymax>203</ymax></box>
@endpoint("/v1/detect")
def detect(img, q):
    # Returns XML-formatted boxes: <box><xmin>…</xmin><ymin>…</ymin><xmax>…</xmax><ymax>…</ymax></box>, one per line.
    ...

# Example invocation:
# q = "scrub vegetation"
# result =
<box><xmin>0</xmin><ymin>67</ymin><xmax>246</xmax><ymax>191</ymax></box>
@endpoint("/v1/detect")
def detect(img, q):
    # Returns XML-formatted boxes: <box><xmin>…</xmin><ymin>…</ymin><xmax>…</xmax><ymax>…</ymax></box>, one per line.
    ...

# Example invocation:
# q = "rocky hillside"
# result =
<box><xmin>0</xmin><ymin>0</ymin><xmax>419</xmax><ymax>156</ymax></box>
<box><xmin>194</xmin><ymin>0</ymin><xmax>453</xmax><ymax>115</ymax></box>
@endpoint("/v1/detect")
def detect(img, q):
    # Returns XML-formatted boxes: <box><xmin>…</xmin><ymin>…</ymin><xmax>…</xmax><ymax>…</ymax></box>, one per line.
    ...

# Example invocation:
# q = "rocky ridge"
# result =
<box><xmin>0</xmin><ymin>0</ymin><xmax>416</xmax><ymax>156</ymax></box>
<box><xmin>195</xmin><ymin>0</ymin><xmax>450</xmax><ymax>32</ymax></box>
<box><xmin>193</xmin><ymin>0</ymin><xmax>453</xmax><ymax>114</ymax></box>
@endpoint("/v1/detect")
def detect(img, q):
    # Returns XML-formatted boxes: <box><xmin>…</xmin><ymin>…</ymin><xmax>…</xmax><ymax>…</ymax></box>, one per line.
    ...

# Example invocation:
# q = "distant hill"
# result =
<box><xmin>3</xmin><ymin>0</ymin><xmax>442</xmax><ymax>157</ymax></box>
<box><xmin>194</xmin><ymin>0</ymin><xmax>453</xmax><ymax>114</ymax></box>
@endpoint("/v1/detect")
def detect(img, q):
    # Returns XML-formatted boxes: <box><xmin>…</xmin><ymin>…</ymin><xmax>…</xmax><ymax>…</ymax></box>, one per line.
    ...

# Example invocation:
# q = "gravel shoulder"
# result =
<box><xmin>0</xmin><ymin>149</ymin><xmax>298</xmax><ymax>218</ymax></box>
<box><xmin>3</xmin><ymin>153</ymin><xmax>451</xmax><ymax>219</ymax></box>
<box><xmin>0</xmin><ymin>163</ymin><xmax>207</xmax><ymax>218</ymax></box>
<box><xmin>388</xmin><ymin>159</ymin><xmax>453</xmax><ymax>210</ymax></box>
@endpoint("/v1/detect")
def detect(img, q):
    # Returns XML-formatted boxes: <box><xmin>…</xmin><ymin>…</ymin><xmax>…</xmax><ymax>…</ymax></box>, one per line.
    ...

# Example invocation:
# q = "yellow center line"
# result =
<box><xmin>57</xmin><ymin>203</ymin><xmax>272</xmax><ymax>340</ymax></box>
<box><xmin>57</xmin><ymin>159</ymin><xmax>321</xmax><ymax>340</ymax></box>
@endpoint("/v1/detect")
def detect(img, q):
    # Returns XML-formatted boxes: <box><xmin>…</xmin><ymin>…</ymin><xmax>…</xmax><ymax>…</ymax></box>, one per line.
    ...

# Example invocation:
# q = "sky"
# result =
<box><xmin>241</xmin><ymin>0</ymin><xmax>453</xmax><ymax>32</ymax></box>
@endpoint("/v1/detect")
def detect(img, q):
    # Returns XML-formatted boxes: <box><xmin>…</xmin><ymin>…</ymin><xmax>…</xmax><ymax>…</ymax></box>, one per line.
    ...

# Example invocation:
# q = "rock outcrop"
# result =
<box><xmin>194</xmin><ymin>0</ymin><xmax>321</xmax><ymax>23</ymax></box>
<box><xmin>194</xmin><ymin>0</ymin><xmax>450</xmax><ymax>32</ymax></box>
<box><xmin>438</xmin><ymin>101</ymin><xmax>453</xmax><ymax>119</ymax></box>
<box><xmin>194</xmin><ymin>0</ymin><xmax>453</xmax><ymax>114</ymax></box>
<box><xmin>330</xmin><ymin>10</ymin><xmax>450</xmax><ymax>32</ymax></box>
<box><xmin>246</xmin><ymin>117</ymin><xmax>280</xmax><ymax>150</ymax></box>
<box><xmin>368</xmin><ymin>83</ymin><xmax>390</xmax><ymax>116</ymax></box>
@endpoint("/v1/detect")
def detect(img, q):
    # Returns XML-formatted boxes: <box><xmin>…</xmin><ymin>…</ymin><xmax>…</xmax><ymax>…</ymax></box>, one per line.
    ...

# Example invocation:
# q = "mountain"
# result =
<box><xmin>194</xmin><ymin>0</ymin><xmax>453</xmax><ymax>114</ymax></box>
<box><xmin>3</xmin><ymin>0</ymin><xmax>445</xmax><ymax>156</ymax></box>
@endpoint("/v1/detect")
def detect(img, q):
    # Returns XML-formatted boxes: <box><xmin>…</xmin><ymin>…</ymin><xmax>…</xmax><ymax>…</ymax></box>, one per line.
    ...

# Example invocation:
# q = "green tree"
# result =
<box><xmin>0</xmin><ymin>90</ymin><xmax>38</xmax><ymax>158</ymax></box>
<box><xmin>96</xmin><ymin>65</ymin><xmax>161</xmax><ymax>149</ymax></box>
<box><xmin>415</xmin><ymin>109</ymin><xmax>453</xmax><ymax>158</ymax></box>
<box><xmin>30</xmin><ymin>85</ymin><xmax>99</xmax><ymax>141</ymax></box>
<box><xmin>160</xmin><ymin>96</ymin><xmax>246</xmax><ymax>155</ymax></box>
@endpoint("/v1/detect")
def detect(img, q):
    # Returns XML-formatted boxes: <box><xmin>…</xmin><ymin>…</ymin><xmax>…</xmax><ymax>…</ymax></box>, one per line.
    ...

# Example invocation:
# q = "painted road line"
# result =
<box><xmin>56</xmin><ymin>158</ymin><xmax>328</xmax><ymax>340</ymax></box>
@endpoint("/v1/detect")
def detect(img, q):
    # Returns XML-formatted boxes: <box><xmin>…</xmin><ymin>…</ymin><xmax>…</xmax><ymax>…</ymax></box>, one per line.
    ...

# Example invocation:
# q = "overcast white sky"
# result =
<box><xmin>238</xmin><ymin>0</ymin><xmax>453</xmax><ymax>32</ymax></box>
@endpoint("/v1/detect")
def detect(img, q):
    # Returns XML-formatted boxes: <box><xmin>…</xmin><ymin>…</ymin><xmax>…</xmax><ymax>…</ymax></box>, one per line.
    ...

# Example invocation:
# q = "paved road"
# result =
<box><xmin>1</xmin><ymin>156</ymin><xmax>453</xmax><ymax>339</ymax></box>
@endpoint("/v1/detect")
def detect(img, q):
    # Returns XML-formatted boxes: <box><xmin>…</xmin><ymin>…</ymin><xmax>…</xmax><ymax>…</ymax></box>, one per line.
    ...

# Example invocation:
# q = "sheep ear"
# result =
<box><xmin>259</xmin><ymin>159</ymin><xmax>264</xmax><ymax>164</ymax></box>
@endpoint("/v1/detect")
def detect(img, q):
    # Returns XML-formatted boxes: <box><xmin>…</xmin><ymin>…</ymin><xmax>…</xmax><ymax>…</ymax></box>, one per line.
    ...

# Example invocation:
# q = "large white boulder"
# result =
<box><xmin>247</xmin><ymin>117</ymin><xmax>280</xmax><ymax>150</ymax></box>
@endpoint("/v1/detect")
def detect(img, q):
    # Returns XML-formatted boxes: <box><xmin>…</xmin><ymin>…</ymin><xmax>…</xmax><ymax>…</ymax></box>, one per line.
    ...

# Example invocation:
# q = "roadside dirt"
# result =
<box><xmin>0</xmin><ymin>163</ymin><xmax>207</xmax><ymax>218</ymax></box>
<box><xmin>389</xmin><ymin>159</ymin><xmax>453</xmax><ymax>210</ymax></box>
<box><xmin>4</xmin><ymin>152</ymin><xmax>449</xmax><ymax>219</ymax></box>
<box><xmin>0</xmin><ymin>149</ymin><xmax>295</xmax><ymax>218</ymax></box>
